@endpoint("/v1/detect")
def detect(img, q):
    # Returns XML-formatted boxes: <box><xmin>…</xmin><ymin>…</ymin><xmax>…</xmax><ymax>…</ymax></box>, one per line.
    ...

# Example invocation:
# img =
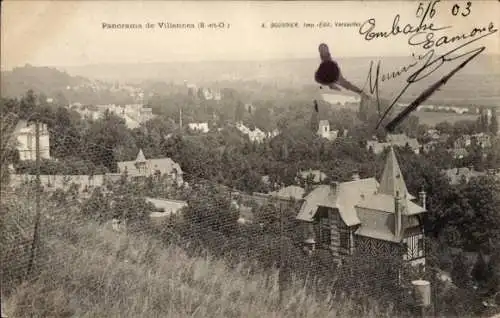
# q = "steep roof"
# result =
<box><xmin>136</xmin><ymin>149</ymin><xmax>146</xmax><ymax>162</ymax></box>
<box><xmin>117</xmin><ymin>157</ymin><xmax>182</xmax><ymax>177</ymax></box>
<box><xmin>378</xmin><ymin>146</ymin><xmax>414</xmax><ymax>200</ymax></box>
<box><xmin>356</xmin><ymin>193</ymin><xmax>425</xmax><ymax>216</ymax></box>
<box><xmin>296</xmin><ymin>178</ymin><xmax>379</xmax><ymax>226</ymax></box>
<box><xmin>354</xmin><ymin>207</ymin><xmax>422</xmax><ymax>243</ymax></box>
<box><xmin>149</xmin><ymin>158</ymin><xmax>182</xmax><ymax>174</ymax></box>
<box><xmin>296</xmin><ymin>186</ymin><xmax>336</xmax><ymax>222</ymax></box>
<box><xmin>295</xmin><ymin>147</ymin><xmax>428</xmax><ymax>243</ymax></box>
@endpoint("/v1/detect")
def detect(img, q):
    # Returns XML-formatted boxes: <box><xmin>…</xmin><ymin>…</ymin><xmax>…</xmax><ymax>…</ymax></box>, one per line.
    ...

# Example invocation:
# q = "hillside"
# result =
<box><xmin>1</xmin><ymin>191</ymin><xmax>394</xmax><ymax>318</ymax></box>
<box><xmin>0</xmin><ymin>65</ymin><xmax>136</xmax><ymax>105</ymax></box>
<box><xmin>5</xmin><ymin>227</ymin><xmax>392</xmax><ymax>318</ymax></box>
<box><xmin>1</xmin><ymin>64</ymin><xmax>90</xmax><ymax>98</ymax></box>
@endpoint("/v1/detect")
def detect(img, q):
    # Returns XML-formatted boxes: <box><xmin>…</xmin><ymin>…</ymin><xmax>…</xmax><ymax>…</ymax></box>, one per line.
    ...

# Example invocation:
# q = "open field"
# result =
<box><xmin>413</xmin><ymin>111</ymin><xmax>479</xmax><ymax>127</ymax></box>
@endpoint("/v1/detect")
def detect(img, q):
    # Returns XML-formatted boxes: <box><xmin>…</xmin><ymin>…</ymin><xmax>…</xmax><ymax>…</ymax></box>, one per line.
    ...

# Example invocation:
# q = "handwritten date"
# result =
<box><xmin>451</xmin><ymin>2</ymin><xmax>472</xmax><ymax>17</ymax></box>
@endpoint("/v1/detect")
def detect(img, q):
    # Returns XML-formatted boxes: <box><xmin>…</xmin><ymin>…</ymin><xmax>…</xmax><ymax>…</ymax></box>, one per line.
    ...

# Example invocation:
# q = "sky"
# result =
<box><xmin>1</xmin><ymin>1</ymin><xmax>499</xmax><ymax>70</ymax></box>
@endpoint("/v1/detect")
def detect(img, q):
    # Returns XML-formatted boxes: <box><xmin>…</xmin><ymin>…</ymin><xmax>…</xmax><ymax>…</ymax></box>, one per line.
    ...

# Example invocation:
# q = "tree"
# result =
<box><xmin>50</xmin><ymin>107</ymin><xmax>83</xmax><ymax>158</ymax></box>
<box><xmin>466</xmin><ymin>142</ymin><xmax>485</xmax><ymax>171</ymax></box>
<box><xmin>459</xmin><ymin>177</ymin><xmax>500</xmax><ymax>249</ymax></box>
<box><xmin>436</xmin><ymin>121</ymin><xmax>454</xmax><ymax>135</ymax></box>
<box><xmin>81</xmin><ymin>187</ymin><xmax>111</xmax><ymax>222</ymax></box>
<box><xmin>423</xmin><ymin>147</ymin><xmax>454</xmax><ymax>169</ymax></box>
<box><xmin>0</xmin><ymin>111</ymin><xmax>19</xmax><ymax>185</ymax></box>
<box><xmin>19</xmin><ymin>89</ymin><xmax>37</xmax><ymax>120</ymax></box>
<box><xmin>454</xmin><ymin>119</ymin><xmax>477</xmax><ymax>136</ymax></box>
<box><xmin>451</xmin><ymin>252</ymin><xmax>473</xmax><ymax>289</ymax></box>
<box><xmin>486</xmin><ymin>251</ymin><xmax>500</xmax><ymax>296</ymax></box>
<box><xmin>254</xmin><ymin>201</ymin><xmax>279</xmax><ymax>231</ymax></box>
<box><xmin>484</xmin><ymin>138</ymin><xmax>500</xmax><ymax>169</ymax></box>
<box><xmin>253</xmin><ymin>106</ymin><xmax>273</xmax><ymax>132</ymax></box>
<box><xmin>490</xmin><ymin>109</ymin><xmax>498</xmax><ymax>135</ymax></box>
<box><xmin>82</xmin><ymin>111</ymin><xmax>137</xmax><ymax>172</ymax></box>
<box><xmin>309</xmin><ymin>108</ymin><xmax>319</xmax><ymax>134</ymax></box>
<box><xmin>184</xmin><ymin>181</ymin><xmax>239</xmax><ymax>237</ymax></box>
<box><xmin>111</xmin><ymin>194</ymin><xmax>155</xmax><ymax>233</ymax></box>
<box><xmin>476</xmin><ymin>110</ymin><xmax>487</xmax><ymax>133</ymax></box>
<box><xmin>234</xmin><ymin>101</ymin><xmax>245</xmax><ymax>122</ymax></box>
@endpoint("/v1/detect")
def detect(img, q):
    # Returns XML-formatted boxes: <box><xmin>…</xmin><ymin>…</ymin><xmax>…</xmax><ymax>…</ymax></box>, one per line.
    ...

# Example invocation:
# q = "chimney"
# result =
<box><xmin>329</xmin><ymin>180</ymin><xmax>339</xmax><ymax>196</ymax></box>
<box><xmin>419</xmin><ymin>189</ymin><xmax>427</xmax><ymax>209</ymax></box>
<box><xmin>304</xmin><ymin>223</ymin><xmax>316</xmax><ymax>255</ymax></box>
<box><xmin>395</xmin><ymin>191</ymin><xmax>402</xmax><ymax>239</ymax></box>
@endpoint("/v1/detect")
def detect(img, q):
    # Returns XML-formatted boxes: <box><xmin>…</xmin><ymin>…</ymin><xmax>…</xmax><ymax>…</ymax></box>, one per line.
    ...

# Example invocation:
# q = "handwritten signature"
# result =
<box><xmin>359</xmin><ymin>14</ymin><xmax>450</xmax><ymax>43</ymax></box>
<box><xmin>358</xmin><ymin>1</ymin><xmax>498</xmax><ymax>132</ymax></box>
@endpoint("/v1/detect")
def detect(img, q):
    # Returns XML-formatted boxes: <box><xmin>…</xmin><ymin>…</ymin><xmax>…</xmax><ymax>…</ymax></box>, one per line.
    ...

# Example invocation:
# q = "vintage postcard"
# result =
<box><xmin>1</xmin><ymin>1</ymin><xmax>500</xmax><ymax>317</ymax></box>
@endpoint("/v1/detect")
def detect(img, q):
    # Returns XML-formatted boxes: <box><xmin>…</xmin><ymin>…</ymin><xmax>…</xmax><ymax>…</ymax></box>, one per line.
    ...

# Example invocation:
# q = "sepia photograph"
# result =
<box><xmin>1</xmin><ymin>1</ymin><xmax>499</xmax><ymax>317</ymax></box>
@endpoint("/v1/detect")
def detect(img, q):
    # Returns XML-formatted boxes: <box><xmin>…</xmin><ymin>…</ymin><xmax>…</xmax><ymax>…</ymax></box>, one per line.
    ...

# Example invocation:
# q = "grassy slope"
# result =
<box><xmin>2</xmin><ymin>192</ymin><xmax>392</xmax><ymax>318</ymax></box>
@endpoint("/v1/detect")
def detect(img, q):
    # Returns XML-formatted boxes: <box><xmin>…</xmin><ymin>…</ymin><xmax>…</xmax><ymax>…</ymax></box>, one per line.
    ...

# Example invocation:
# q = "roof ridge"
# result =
<box><xmin>340</xmin><ymin>177</ymin><xmax>376</xmax><ymax>184</ymax></box>
<box><xmin>145</xmin><ymin>197</ymin><xmax>187</xmax><ymax>204</ymax></box>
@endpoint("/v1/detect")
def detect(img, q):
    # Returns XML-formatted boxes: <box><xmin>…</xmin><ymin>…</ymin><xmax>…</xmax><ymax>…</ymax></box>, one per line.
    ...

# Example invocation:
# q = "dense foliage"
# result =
<box><xmin>2</xmin><ymin>87</ymin><xmax>500</xmax><ymax>316</ymax></box>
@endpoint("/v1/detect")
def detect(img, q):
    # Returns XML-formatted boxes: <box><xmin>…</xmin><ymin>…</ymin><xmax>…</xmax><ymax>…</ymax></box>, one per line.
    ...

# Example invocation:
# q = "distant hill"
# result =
<box><xmin>1</xmin><ymin>64</ymin><xmax>91</xmax><ymax>99</ymax></box>
<box><xmin>60</xmin><ymin>55</ymin><xmax>500</xmax><ymax>107</ymax></box>
<box><xmin>0</xmin><ymin>65</ymin><xmax>135</xmax><ymax>105</ymax></box>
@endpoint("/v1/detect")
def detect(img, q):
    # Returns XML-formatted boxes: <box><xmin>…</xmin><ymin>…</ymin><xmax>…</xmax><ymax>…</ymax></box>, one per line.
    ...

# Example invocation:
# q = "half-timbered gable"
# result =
<box><xmin>354</xmin><ymin>193</ymin><xmax>426</xmax><ymax>266</ymax></box>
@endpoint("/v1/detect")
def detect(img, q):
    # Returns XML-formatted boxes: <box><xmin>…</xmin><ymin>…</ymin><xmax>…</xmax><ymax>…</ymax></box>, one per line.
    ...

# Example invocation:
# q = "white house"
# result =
<box><xmin>13</xmin><ymin>120</ymin><xmax>51</xmax><ymax>161</ymax></box>
<box><xmin>188</xmin><ymin>122</ymin><xmax>210</xmax><ymax>133</ymax></box>
<box><xmin>267</xmin><ymin>129</ymin><xmax>280</xmax><ymax>139</ymax></box>
<box><xmin>248</xmin><ymin>128</ymin><xmax>267</xmax><ymax>143</ymax></box>
<box><xmin>317</xmin><ymin>120</ymin><xmax>339</xmax><ymax>141</ymax></box>
<box><xmin>321</xmin><ymin>93</ymin><xmax>360</xmax><ymax>107</ymax></box>
<box><xmin>235</xmin><ymin>122</ymin><xmax>269</xmax><ymax>143</ymax></box>
<box><xmin>200</xmin><ymin>88</ymin><xmax>222</xmax><ymax>101</ymax></box>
